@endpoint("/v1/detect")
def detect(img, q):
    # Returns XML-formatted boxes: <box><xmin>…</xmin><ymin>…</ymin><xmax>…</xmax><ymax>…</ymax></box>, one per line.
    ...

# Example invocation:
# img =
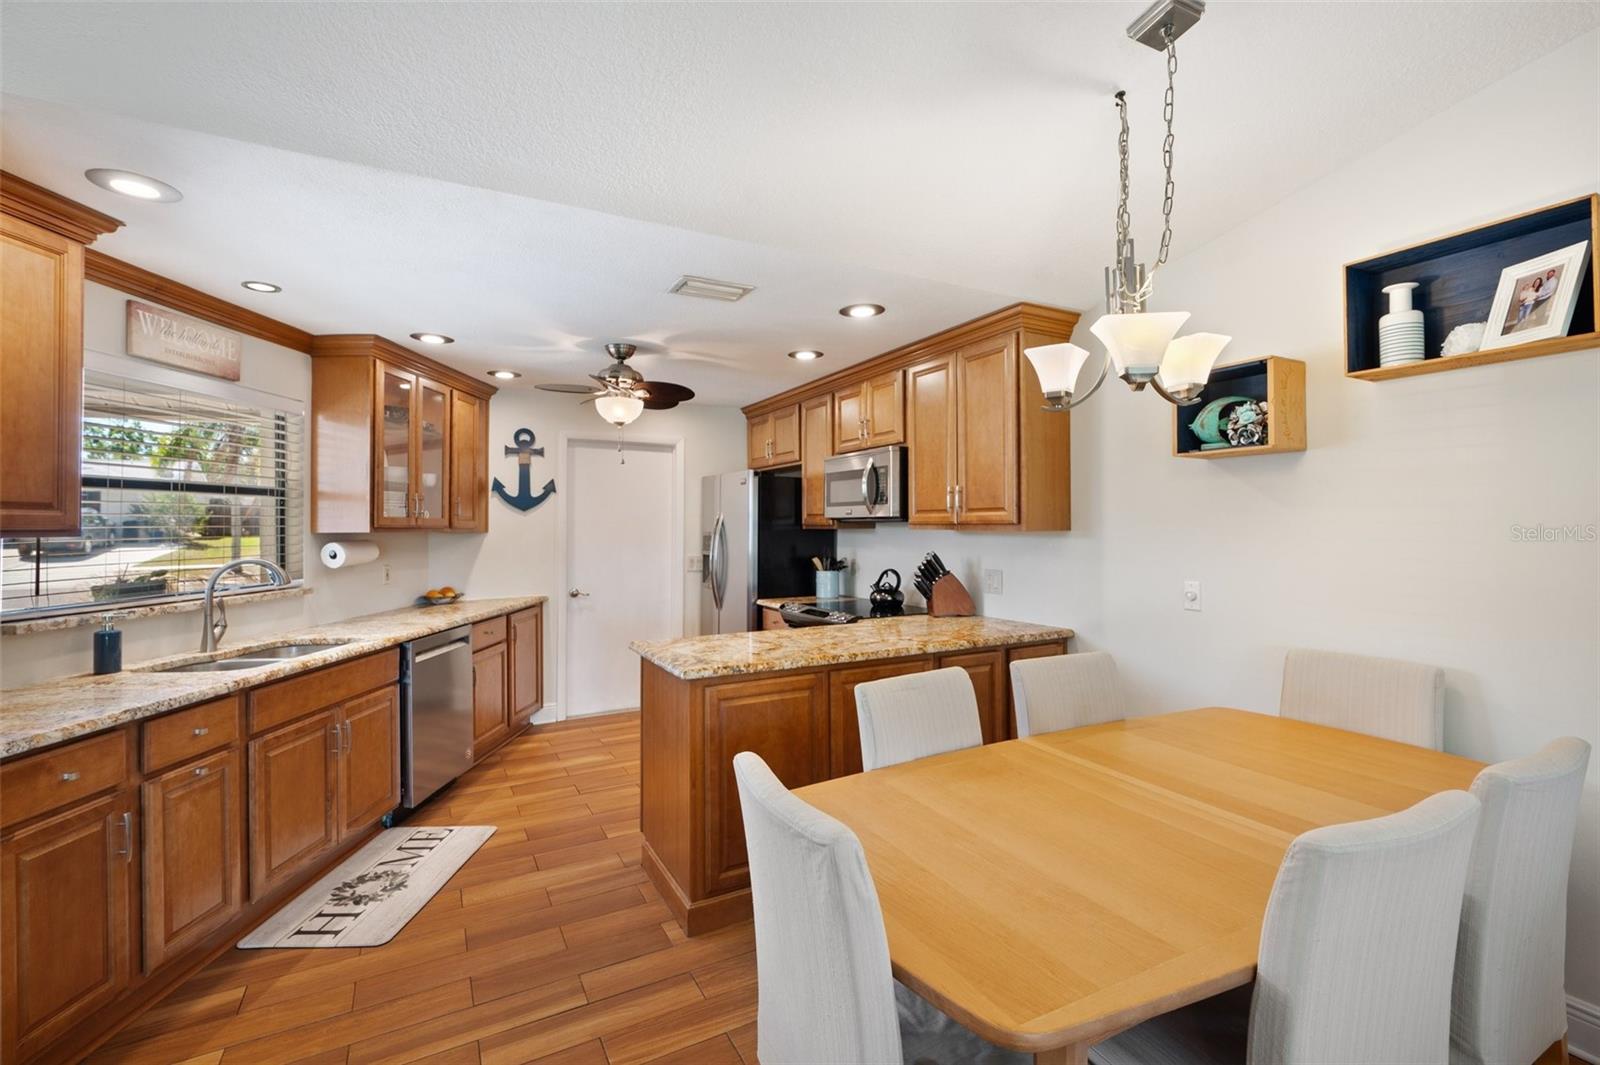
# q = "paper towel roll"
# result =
<box><xmin>320</xmin><ymin>541</ymin><xmax>380</xmax><ymax>569</ymax></box>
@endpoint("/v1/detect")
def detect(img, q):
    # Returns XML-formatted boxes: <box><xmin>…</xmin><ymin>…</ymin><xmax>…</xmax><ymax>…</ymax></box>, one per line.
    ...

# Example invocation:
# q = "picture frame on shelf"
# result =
<box><xmin>1479</xmin><ymin>240</ymin><xmax>1591</xmax><ymax>352</ymax></box>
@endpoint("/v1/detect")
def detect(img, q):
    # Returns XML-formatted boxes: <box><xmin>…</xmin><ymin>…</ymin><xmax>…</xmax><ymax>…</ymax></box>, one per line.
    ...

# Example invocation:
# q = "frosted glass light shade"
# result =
<box><xmin>1089</xmin><ymin>311</ymin><xmax>1190</xmax><ymax>380</ymax></box>
<box><xmin>595</xmin><ymin>392</ymin><xmax>644</xmax><ymax>426</ymax></box>
<box><xmin>1023</xmin><ymin>343</ymin><xmax>1094</xmax><ymax>400</ymax></box>
<box><xmin>1158</xmin><ymin>332</ymin><xmax>1231</xmax><ymax>392</ymax></box>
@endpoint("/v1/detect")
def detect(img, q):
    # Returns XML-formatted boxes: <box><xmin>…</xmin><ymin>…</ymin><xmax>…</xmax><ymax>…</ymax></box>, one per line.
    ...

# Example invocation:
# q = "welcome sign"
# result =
<box><xmin>125</xmin><ymin>299</ymin><xmax>243</xmax><ymax>380</ymax></box>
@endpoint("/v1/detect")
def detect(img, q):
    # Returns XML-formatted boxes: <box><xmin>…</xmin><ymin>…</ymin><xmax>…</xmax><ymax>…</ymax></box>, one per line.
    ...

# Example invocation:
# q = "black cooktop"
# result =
<box><xmin>776</xmin><ymin>597</ymin><xmax>927</xmax><ymax>626</ymax></box>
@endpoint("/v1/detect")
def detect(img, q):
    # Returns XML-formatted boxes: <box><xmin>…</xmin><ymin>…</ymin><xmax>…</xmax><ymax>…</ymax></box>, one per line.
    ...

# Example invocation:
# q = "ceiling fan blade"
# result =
<box><xmin>640</xmin><ymin>394</ymin><xmax>681</xmax><ymax>411</ymax></box>
<box><xmin>536</xmin><ymin>382</ymin><xmax>602</xmax><ymax>395</ymax></box>
<box><xmin>639</xmin><ymin>380</ymin><xmax>695</xmax><ymax>404</ymax></box>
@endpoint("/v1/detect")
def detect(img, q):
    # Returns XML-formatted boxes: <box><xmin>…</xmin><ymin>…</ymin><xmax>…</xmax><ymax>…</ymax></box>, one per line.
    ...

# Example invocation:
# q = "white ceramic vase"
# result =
<box><xmin>1378</xmin><ymin>282</ymin><xmax>1425</xmax><ymax>366</ymax></box>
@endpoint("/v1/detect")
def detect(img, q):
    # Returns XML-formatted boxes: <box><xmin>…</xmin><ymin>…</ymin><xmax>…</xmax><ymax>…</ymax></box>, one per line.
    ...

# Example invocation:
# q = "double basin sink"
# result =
<box><xmin>155</xmin><ymin>641</ymin><xmax>353</xmax><ymax>673</ymax></box>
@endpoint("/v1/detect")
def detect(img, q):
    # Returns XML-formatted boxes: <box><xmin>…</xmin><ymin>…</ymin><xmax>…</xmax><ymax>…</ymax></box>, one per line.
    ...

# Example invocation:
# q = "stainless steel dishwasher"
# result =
<box><xmin>400</xmin><ymin>624</ymin><xmax>474</xmax><ymax>809</ymax></box>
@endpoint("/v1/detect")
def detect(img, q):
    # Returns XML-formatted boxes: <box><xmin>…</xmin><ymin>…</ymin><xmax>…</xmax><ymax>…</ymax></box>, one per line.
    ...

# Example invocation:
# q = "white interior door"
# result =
<box><xmin>565</xmin><ymin>439</ymin><xmax>680</xmax><ymax>716</ymax></box>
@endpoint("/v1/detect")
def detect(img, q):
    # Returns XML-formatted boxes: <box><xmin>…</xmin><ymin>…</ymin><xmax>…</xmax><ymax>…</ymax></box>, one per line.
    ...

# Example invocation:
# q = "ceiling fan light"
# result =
<box><xmin>1023</xmin><ymin>343</ymin><xmax>1094</xmax><ymax>408</ymax></box>
<box><xmin>1158</xmin><ymin>332</ymin><xmax>1230</xmax><ymax>395</ymax></box>
<box><xmin>1089</xmin><ymin>311</ymin><xmax>1190</xmax><ymax>382</ymax></box>
<box><xmin>595</xmin><ymin>392</ymin><xmax>644</xmax><ymax>427</ymax></box>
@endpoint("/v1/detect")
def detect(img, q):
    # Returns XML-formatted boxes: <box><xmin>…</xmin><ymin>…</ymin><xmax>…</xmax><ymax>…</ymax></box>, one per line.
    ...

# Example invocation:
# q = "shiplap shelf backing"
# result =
<box><xmin>1344</xmin><ymin>194</ymin><xmax>1599</xmax><ymax>382</ymax></box>
<box><xmin>1172</xmin><ymin>356</ymin><xmax>1306</xmax><ymax>459</ymax></box>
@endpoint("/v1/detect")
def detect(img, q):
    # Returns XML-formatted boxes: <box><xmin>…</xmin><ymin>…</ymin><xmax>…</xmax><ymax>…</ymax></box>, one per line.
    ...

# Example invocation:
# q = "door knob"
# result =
<box><xmin>569</xmin><ymin>589</ymin><xmax>590</xmax><ymax>598</ymax></box>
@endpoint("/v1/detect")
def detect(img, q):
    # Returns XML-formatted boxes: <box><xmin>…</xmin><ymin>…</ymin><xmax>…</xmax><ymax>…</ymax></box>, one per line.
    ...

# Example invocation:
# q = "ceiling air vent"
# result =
<box><xmin>670</xmin><ymin>275</ymin><xmax>755</xmax><ymax>302</ymax></box>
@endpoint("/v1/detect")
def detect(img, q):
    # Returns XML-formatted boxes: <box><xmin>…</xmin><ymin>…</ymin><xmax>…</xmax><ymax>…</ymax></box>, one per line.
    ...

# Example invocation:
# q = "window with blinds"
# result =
<box><xmin>1</xmin><ymin>370</ymin><xmax>305</xmax><ymax>618</ymax></box>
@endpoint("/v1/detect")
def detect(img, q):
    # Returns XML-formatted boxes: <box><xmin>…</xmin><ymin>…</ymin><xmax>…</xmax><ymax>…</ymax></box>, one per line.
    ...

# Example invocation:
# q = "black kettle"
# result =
<box><xmin>869</xmin><ymin>568</ymin><xmax>904</xmax><ymax>609</ymax></box>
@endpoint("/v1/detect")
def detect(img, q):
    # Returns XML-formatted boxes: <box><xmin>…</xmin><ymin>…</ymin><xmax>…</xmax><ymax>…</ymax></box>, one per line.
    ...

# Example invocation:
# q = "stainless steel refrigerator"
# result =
<box><xmin>701</xmin><ymin>469</ymin><xmax>836</xmax><ymax>634</ymax></box>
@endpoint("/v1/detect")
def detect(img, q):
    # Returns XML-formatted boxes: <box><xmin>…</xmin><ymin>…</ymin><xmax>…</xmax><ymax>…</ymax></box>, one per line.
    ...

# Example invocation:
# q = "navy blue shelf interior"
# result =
<box><xmin>1174</xmin><ymin>359</ymin><xmax>1269</xmax><ymax>455</ymax></box>
<box><xmin>1345</xmin><ymin>197</ymin><xmax>1596</xmax><ymax>374</ymax></box>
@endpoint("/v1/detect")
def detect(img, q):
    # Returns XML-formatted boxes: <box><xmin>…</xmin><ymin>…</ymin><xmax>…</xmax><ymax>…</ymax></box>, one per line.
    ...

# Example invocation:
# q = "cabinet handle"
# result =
<box><xmin>343</xmin><ymin>721</ymin><xmax>353</xmax><ymax>754</ymax></box>
<box><xmin>945</xmin><ymin>486</ymin><xmax>953</xmax><ymax>513</ymax></box>
<box><xmin>192</xmin><ymin>726</ymin><xmax>209</xmax><ymax>737</ymax></box>
<box><xmin>61</xmin><ymin>771</ymin><xmax>80</xmax><ymax>783</ymax></box>
<box><xmin>113</xmin><ymin>811</ymin><xmax>132</xmax><ymax>861</ymax></box>
<box><xmin>330</xmin><ymin>723</ymin><xmax>341</xmax><ymax>756</ymax></box>
<box><xmin>954</xmin><ymin>484</ymin><xmax>964</xmax><ymax>521</ymax></box>
<box><xmin>194</xmin><ymin>765</ymin><xmax>209</xmax><ymax>777</ymax></box>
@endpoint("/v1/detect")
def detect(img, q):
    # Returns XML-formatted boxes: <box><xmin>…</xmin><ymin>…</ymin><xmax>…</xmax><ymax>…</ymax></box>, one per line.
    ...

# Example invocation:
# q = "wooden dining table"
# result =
<box><xmin>794</xmin><ymin>707</ymin><xmax>1486</xmax><ymax>1064</ymax></box>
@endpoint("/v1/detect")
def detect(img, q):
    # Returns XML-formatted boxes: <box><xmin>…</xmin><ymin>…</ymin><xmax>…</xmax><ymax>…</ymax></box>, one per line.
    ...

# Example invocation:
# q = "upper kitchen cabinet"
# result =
<box><xmin>743</xmin><ymin>303</ymin><xmax>1076</xmax><ymax>531</ymax></box>
<box><xmin>800</xmin><ymin>394</ymin><xmax>834</xmax><ymax>528</ymax></box>
<box><xmin>747</xmin><ymin>402</ymin><xmax>800</xmax><ymax>469</ymax></box>
<box><xmin>309</xmin><ymin>335</ymin><xmax>496</xmax><ymax>533</ymax></box>
<box><xmin>832</xmin><ymin>368</ymin><xmax>904</xmax><ymax>453</ymax></box>
<box><xmin>0</xmin><ymin>173</ymin><xmax>122</xmax><ymax>536</ymax></box>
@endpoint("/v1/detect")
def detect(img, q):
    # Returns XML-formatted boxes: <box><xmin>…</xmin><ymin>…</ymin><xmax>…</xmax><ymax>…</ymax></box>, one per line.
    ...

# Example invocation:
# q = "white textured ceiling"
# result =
<box><xmin>3</xmin><ymin>2</ymin><xmax>1595</xmax><ymax>404</ymax></box>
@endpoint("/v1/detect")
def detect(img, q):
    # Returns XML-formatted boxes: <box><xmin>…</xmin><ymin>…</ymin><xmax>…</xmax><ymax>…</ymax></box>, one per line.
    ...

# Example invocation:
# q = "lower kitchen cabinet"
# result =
<box><xmin>939</xmin><ymin>648</ymin><xmax>1008</xmax><ymax>744</ymax></box>
<box><xmin>473</xmin><ymin>641</ymin><xmax>510</xmax><ymax>756</ymax></box>
<box><xmin>1</xmin><ymin>790</ymin><xmax>138</xmax><ymax>1061</ymax></box>
<box><xmin>508</xmin><ymin>604</ymin><xmax>544</xmax><ymax>729</ymax></box>
<box><xmin>340</xmin><ymin>686</ymin><xmax>401</xmax><ymax>835</ymax></box>
<box><xmin>142</xmin><ymin>747</ymin><xmax>243</xmax><ymax>970</ymax></box>
<box><xmin>248</xmin><ymin>709</ymin><xmax>339</xmax><ymax>899</ymax></box>
<box><xmin>828</xmin><ymin>658</ymin><xmax>932</xmax><ymax>776</ymax></box>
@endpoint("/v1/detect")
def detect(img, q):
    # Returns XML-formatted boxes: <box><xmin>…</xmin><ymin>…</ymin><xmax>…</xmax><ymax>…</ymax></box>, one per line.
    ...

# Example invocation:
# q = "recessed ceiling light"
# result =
<box><xmin>410</xmin><ymin>332</ymin><xmax>454</xmax><ymax>345</ymax></box>
<box><xmin>839</xmin><ymin>303</ymin><xmax>885</xmax><ymax>318</ymax></box>
<box><xmin>488</xmin><ymin>370</ymin><xmax>521</xmax><ymax>380</ymax></box>
<box><xmin>84</xmin><ymin>168</ymin><xmax>183</xmax><ymax>203</ymax></box>
<box><xmin>788</xmin><ymin>350</ymin><xmax>825</xmax><ymax>362</ymax></box>
<box><xmin>241</xmin><ymin>281</ymin><xmax>281</xmax><ymax>293</ymax></box>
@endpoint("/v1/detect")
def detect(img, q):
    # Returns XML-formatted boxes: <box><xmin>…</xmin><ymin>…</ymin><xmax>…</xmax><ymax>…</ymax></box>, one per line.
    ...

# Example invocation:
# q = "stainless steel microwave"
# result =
<box><xmin>823</xmin><ymin>445</ymin><xmax>906</xmax><ymax>521</ymax></box>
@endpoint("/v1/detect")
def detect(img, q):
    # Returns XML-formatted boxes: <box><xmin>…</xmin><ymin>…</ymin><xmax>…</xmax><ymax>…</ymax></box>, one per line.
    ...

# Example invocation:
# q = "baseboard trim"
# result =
<box><xmin>1570</xmin><ymin>995</ymin><xmax>1600</xmax><ymax>1063</ymax></box>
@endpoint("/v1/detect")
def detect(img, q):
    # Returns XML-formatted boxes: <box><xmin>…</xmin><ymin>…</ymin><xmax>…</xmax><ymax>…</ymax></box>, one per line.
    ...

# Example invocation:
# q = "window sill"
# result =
<box><xmin>0</xmin><ymin>583</ymin><xmax>312</xmax><ymax>636</ymax></box>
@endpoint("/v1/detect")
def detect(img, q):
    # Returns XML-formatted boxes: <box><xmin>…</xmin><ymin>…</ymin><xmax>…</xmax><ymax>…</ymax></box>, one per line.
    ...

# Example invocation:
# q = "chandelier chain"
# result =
<box><xmin>1110</xmin><ymin>22</ymin><xmax>1179</xmax><ymax>311</ymax></box>
<box><xmin>1156</xmin><ymin>25</ymin><xmax>1177</xmax><ymax>269</ymax></box>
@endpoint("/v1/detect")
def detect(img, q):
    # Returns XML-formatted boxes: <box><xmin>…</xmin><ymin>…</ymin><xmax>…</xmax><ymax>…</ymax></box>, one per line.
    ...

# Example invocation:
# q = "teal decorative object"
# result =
<box><xmin>1188</xmin><ymin>395</ymin><xmax>1252</xmax><ymax>450</ymax></box>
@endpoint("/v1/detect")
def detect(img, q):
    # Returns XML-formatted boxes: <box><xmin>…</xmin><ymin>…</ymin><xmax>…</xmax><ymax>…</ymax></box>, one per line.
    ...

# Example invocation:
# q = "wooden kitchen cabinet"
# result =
<box><xmin>0</xmin><ymin>175</ymin><xmax>121</xmax><ymax>536</ymax></box>
<box><xmin>339</xmin><ymin>687</ymin><xmax>401</xmax><ymax>835</ymax></box>
<box><xmin>828</xmin><ymin>658</ymin><xmax>932</xmax><ymax>776</ymax></box>
<box><xmin>800</xmin><ymin>394</ymin><xmax>834</xmax><ymax>528</ymax></box>
<box><xmin>310</xmin><ymin>334</ymin><xmax>497</xmax><ymax>534</ymax></box>
<box><xmin>142</xmin><ymin>747</ymin><xmax>243</xmax><ymax>970</ymax></box>
<box><xmin>746</xmin><ymin>402</ymin><xmax>801</xmax><ymax>469</ymax></box>
<box><xmin>1</xmin><ymin>790</ymin><xmax>138</xmax><ymax>1062</ymax></box>
<box><xmin>509</xmin><ymin>604</ymin><xmax>544</xmax><ymax>729</ymax></box>
<box><xmin>248</xmin><ymin>709</ymin><xmax>339</xmax><ymax>899</ymax></box>
<box><xmin>473</xmin><ymin>642</ymin><xmax>510</xmax><ymax>756</ymax></box>
<box><xmin>906</xmin><ymin>354</ymin><xmax>958</xmax><ymax>524</ymax></box>
<box><xmin>953</xmin><ymin>335</ymin><xmax>1020</xmax><ymax>525</ymax></box>
<box><xmin>832</xmin><ymin>368</ymin><xmax>904</xmax><ymax>453</ymax></box>
<box><xmin>939</xmin><ymin>648</ymin><xmax>1008</xmax><ymax>745</ymax></box>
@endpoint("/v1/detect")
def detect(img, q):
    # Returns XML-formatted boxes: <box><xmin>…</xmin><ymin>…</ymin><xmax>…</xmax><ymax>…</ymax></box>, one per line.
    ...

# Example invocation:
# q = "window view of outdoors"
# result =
<box><xmin>0</xmin><ymin>372</ymin><xmax>304</xmax><ymax>617</ymax></box>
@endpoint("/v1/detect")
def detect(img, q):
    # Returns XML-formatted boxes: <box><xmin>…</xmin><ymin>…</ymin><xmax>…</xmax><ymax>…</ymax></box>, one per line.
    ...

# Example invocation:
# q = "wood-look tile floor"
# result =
<box><xmin>93</xmin><ymin>711</ymin><xmax>760</xmax><ymax>1065</ymax></box>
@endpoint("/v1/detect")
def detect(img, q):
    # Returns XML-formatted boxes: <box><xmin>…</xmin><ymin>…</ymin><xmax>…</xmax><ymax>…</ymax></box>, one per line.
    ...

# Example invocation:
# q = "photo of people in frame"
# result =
<box><xmin>1501</xmin><ymin>263</ymin><xmax>1566</xmax><ymax>335</ymax></box>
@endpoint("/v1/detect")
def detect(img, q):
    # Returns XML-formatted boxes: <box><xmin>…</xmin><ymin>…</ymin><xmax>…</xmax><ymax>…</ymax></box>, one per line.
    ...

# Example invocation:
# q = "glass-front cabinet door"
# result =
<box><xmin>414</xmin><ymin>377</ymin><xmax>450</xmax><ymax>528</ymax></box>
<box><xmin>375</xmin><ymin>362</ymin><xmax>416</xmax><ymax>527</ymax></box>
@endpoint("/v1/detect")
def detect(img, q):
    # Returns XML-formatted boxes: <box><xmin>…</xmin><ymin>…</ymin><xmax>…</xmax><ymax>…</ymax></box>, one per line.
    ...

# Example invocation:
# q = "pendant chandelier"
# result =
<box><xmin>1025</xmin><ymin>0</ymin><xmax>1229</xmax><ymax>412</ymax></box>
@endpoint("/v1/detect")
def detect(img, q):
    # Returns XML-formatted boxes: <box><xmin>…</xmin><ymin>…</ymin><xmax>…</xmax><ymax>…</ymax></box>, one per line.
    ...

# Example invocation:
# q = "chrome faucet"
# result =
<box><xmin>200</xmin><ymin>557</ymin><xmax>289</xmax><ymax>652</ymax></box>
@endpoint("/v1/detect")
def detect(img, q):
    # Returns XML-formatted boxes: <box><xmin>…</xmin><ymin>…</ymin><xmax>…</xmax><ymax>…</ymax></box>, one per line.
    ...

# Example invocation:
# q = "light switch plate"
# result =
<box><xmin>1183</xmin><ymin>579</ymin><xmax>1202</xmax><ymax>612</ymax></box>
<box><xmin>382</xmin><ymin>564</ymin><xmax>392</xmax><ymax>586</ymax></box>
<box><xmin>984</xmin><ymin>569</ymin><xmax>1004</xmax><ymax>594</ymax></box>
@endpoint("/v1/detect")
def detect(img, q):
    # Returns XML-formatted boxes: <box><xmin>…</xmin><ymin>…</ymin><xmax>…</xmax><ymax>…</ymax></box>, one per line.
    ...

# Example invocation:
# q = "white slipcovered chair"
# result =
<box><xmin>1279</xmin><ymin>648</ymin><xmax>1445</xmax><ymax>749</ymax></box>
<box><xmin>855</xmin><ymin>666</ymin><xmax>983</xmax><ymax>771</ymax></box>
<box><xmin>1451</xmin><ymin>737</ymin><xmax>1591</xmax><ymax>1065</ymax></box>
<box><xmin>1091</xmin><ymin>789</ymin><xmax>1482</xmax><ymax>1065</ymax></box>
<box><xmin>732</xmin><ymin>751</ymin><xmax>1026</xmax><ymax>1065</ymax></box>
<box><xmin>1009</xmin><ymin>652</ymin><xmax>1126</xmax><ymax>738</ymax></box>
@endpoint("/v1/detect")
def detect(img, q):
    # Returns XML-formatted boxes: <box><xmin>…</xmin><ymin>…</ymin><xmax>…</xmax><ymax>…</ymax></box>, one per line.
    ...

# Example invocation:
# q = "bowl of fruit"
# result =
<box><xmin>418</xmin><ymin>586</ymin><xmax>462</xmax><ymax>607</ymax></box>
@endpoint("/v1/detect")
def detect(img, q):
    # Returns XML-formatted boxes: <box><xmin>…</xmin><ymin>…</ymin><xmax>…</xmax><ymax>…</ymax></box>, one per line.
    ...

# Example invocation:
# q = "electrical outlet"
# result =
<box><xmin>984</xmin><ymin>569</ymin><xmax>1004</xmax><ymax>594</ymax></box>
<box><xmin>1183</xmin><ymin>579</ymin><xmax>1202</xmax><ymax>612</ymax></box>
<box><xmin>382</xmin><ymin>563</ymin><xmax>392</xmax><ymax>586</ymax></box>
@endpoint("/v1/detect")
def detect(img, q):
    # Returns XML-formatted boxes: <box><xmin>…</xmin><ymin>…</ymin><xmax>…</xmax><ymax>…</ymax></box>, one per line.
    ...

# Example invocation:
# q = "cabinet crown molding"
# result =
<box><xmin>741</xmin><ymin>301</ymin><xmax>1079</xmax><ymax>417</ymax></box>
<box><xmin>0</xmin><ymin>171</ymin><xmax>123</xmax><ymax>245</ymax></box>
<box><xmin>311</xmin><ymin>334</ymin><xmax>498</xmax><ymax>399</ymax></box>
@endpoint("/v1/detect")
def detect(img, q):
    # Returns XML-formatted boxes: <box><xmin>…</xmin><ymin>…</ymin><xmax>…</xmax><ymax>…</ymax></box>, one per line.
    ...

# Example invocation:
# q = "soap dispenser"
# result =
<box><xmin>93</xmin><ymin>612</ymin><xmax>126</xmax><ymax>675</ymax></box>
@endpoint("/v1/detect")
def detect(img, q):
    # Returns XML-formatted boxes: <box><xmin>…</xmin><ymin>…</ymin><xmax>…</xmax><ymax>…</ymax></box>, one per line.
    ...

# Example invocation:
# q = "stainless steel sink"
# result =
<box><xmin>161</xmin><ymin>658</ymin><xmax>282</xmax><ymax>673</ymax></box>
<box><xmin>239</xmin><ymin>643</ymin><xmax>347</xmax><ymax>659</ymax></box>
<box><xmin>152</xmin><ymin>641</ymin><xmax>351</xmax><ymax>672</ymax></box>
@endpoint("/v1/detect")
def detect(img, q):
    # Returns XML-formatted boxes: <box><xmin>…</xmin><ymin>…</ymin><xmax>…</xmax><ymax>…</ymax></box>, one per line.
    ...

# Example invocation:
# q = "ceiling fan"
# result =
<box><xmin>534</xmin><ymin>343</ymin><xmax>696</xmax><ymax>425</ymax></box>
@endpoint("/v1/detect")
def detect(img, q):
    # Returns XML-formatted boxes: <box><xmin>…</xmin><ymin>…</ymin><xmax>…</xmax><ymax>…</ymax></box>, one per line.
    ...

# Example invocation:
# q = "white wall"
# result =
<box><xmin>425</xmin><ymin>387</ymin><xmax>746</xmax><ymax>716</ymax></box>
<box><xmin>845</xmin><ymin>29</ymin><xmax>1600</xmax><ymax>1027</ymax></box>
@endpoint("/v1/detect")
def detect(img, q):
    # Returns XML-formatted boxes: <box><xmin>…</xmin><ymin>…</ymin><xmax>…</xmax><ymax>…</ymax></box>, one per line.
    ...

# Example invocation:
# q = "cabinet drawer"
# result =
<box><xmin>249</xmin><ymin>649</ymin><xmax>400</xmax><ymax>735</ymax></box>
<box><xmin>471</xmin><ymin>616</ymin><xmax>507</xmax><ymax>650</ymax></box>
<box><xmin>143</xmin><ymin>696</ymin><xmax>241</xmax><ymax>773</ymax></box>
<box><xmin>1</xmin><ymin>729</ymin><xmax>130</xmax><ymax>830</ymax></box>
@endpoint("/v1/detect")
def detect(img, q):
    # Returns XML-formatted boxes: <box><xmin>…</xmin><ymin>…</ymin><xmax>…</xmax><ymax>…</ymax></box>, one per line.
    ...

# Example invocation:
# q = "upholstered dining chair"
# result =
<box><xmin>733</xmin><ymin>751</ymin><xmax>1026</xmax><ymax>1065</ymax></box>
<box><xmin>1009</xmin><ymin>652</ymin><xmax>1126</xmax><ymax>738</ymax></box>
<box><xmin>1279</xmin><ymin>648</ymin><xmax>1445</xmax><ymax>749</ymax></box>
<box><xmin>855</xmin><ymin>666</ymin><xmax>983</xmax><ymax>771</ymax></box>
<box><xmin>1090</xmin><ymin>789</ymin><xmax>1482</xmax><ymax>1065</ymax></box>
<box><xmin>1451</xmin><ymin>737</ymin><xmax>1591</xmax><ymax>1065</ymax></box>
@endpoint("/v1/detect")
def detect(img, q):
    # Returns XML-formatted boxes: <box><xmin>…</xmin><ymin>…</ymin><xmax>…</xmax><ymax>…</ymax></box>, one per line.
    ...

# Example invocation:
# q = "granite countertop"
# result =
<box><xmin>0</xmin><ymin>596</ymin><xmax>545</xmax><ymax>758</ymax></box>
<box><xmin>632</xmin><ymin>615</ymin><xmax>1074</xmax><ymax>680</ymax></box>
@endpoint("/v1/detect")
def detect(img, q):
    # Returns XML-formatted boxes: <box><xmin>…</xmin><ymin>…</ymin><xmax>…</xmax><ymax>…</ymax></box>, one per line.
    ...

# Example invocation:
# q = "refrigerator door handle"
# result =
<box><xmin>709</xmin><ymin>513</ymin><xmax>727</xmax><ymax>609</ymax></box>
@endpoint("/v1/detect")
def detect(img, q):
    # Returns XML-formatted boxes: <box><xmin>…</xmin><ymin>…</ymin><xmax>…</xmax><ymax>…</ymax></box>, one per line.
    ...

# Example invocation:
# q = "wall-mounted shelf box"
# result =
<box><xmin>1344</xmin><ymin>194</ymin><xmax>1598</xmax><ymax>381</ymax></box>
<box><xmin>1172</xmin><ymin>356</ymin><xmax>1306</xmax><ymax>459</ymax></box>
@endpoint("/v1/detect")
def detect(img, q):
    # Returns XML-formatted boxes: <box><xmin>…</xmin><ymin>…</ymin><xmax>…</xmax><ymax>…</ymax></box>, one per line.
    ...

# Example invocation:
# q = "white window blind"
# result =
<box><xmin>1</xmin><ymin>370</ymin><xmax>305</xmax><ymax>618</ymax></box>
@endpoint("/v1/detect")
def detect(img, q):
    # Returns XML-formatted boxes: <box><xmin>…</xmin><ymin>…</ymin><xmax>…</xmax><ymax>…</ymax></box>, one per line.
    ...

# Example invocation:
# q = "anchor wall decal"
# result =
<box><xmin>491</xmin><ymin>427</ymin><xmax>557</xmax><ymax>512</ymax></box>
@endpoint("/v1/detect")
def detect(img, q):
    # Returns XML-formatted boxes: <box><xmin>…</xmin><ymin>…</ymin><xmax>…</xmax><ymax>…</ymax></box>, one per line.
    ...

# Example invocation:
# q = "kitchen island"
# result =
<box><xmin>632</xmin><ymin>614</ymin><xmax>1074</xmax><ymax>934</ymax></box>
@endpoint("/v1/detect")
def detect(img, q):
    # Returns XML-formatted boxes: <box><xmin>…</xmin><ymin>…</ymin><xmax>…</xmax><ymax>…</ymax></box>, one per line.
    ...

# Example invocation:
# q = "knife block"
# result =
<box><xmin>928</xmin><ymin>573</ymin><xmax>976</xmax><ymax>617</ymax></box>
